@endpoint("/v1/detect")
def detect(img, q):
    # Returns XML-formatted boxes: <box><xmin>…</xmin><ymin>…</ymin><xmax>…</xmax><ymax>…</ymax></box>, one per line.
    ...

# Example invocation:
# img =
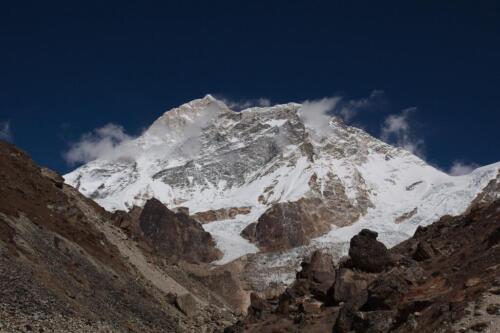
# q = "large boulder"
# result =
<box><xmin>139</xmin><ymin>198</ymin><xmax>221</xmax><ymax>263</ymax></box>
<box><xmin>297</xmin><ymin>250</ymin><xmax>335</xmax><ymax>281</ymax></box>
<box><xmin>296</xmin><ymin>250</ymin><xmax>336</xmax><ymax>302</ymax></box>
<box><xmin>250</xmin><ymin>199</ymin><xmax>335</xmax><ymax>252</ymax></box>
<box><xmin>349</xmin><ymin>229</ymin><xmax>391</xmax><ymax>273</ymax></box>
<box><xmin>252</xmin><ymin>201</ymin><xmax>317</xmax><ymax>251</ymax></box>
<box><xmin>363</xmin><ymin>269</ymin><xmax>411</xmax><ymax>311</ymax></box>
<box><xmin>328</xmin><ymin>268</ymin><xmax>374</xmax><ymax>310</ymax></box>
<box><xmin>175</xmin><ymin>293</ymin><xmax>198</xmax><ymax>317</ymax></box>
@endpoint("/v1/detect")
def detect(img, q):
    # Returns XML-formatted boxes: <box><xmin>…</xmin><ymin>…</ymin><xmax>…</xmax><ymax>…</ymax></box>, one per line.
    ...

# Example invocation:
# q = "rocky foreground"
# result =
<box><xmin>228</xmin><ymin>200</ymin><xmax>500</xmax><ymax>332</ymax></box>
<box><xmin>0</xmin><ymin>141</ymin><xmax>243</xmax><ymax>332</ymax></box>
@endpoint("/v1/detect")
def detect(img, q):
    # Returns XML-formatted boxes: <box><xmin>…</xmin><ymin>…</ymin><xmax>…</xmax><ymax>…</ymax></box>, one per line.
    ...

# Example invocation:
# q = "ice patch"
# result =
<box><xmin>203</xmin><ymin>207</ymin><xmax>266</xmax><ymax>264</ymax></box>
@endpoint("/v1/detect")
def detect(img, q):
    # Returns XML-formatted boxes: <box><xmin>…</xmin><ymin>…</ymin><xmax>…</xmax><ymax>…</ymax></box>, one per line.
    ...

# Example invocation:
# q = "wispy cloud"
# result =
<box><xmin>298</xmin><ymin>93</ymin><xmax>426</xmax><ymax>157</ymax></box>
<box><xmin>63</xmin><ymin>103</ymin><xmax>222</xmax><ymax>165</ymax></box>
<box><xmin>448</xmin><ymin>161</ymin><xmax>479</xmax><ymax>176</ymax></box>
<box><xmin>219</xmin><ymin>97</ymin><xmax>271</xmax><ymax>110</ymax></box>
<box><xmin>298</xmin><ymin>97</ymin><xmax>342</xmax><ymax>139</ymax></box>
<box><xmin>338</xmin><ymin>89</ymin><xmax>385</xmax><ymax>122</ymax></box>
<box><xmin>380</xmin><ymin>107</ymin><xmax>425</xmax><ymax>157</ymax></box>
<box><xmin>63</xmin><ymin>123</ymin><xmax>134</xmax><ymax>165</ymax></box>
<box><xmin>298</xmin><ymin>90</ymin><xmax>385</xmax><ymax>139</ymax></box>
<box><xmin>0</xmin><ymin>121</ymin><xmax>12</xmax><ymax>141</ymax></box>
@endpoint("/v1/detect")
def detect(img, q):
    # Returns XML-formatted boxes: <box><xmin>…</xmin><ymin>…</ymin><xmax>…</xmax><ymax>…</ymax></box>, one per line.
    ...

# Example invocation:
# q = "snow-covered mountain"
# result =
<box><xmin>65</xmin><ymin>95</ymin><xmax>500</xmax><ymax>279</ymax></box>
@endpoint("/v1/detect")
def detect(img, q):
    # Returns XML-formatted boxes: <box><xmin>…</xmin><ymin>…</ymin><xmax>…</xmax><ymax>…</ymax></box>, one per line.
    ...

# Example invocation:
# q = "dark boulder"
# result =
<box><xmin>363</xmin><ymin>269</ymin><xmax>411</xmax><ymax>311</ymax></box>
<box><xmin>139</xmin><ymin>198</ymin><xmax>221</xmax><ymax>263</ymax></box>
<box><xmin>328</xmin><ymin>268</ymin><xmax>373</xmax><ymax>310</ymax></box>
<box><xmin>349</xmin><ymin>229</ymin><xmax>391</xmax><ymax>273</ymax></box>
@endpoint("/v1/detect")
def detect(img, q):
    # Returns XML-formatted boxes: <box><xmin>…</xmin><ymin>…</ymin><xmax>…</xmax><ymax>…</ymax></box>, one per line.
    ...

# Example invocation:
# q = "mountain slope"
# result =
<box><xmin>65</xmin><ymin>95</ymin><xmax>500</xmax><ymax>283</ymax></box>
<box><xmin>0</xmin><ymin>141</ymin><xmax>239</xmax><ymax>332</ymax></box>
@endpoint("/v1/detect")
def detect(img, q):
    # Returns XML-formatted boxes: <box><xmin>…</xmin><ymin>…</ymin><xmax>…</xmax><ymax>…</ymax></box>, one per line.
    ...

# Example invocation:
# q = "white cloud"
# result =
<box><xmin>146</xmin><ymin>101</ymin><xmax>224</xmax><ymax>159</ymax></box>
<box><xmin>448</xmin><ymin>161</ymin><xmax>479</xmax><ymax>176</ymax></box>
<box><xmin>338</xmin><ymin>90</ymin><xmax>384</xmax><ymax>122</ymax></box>
<box><xmin>298</xmin><ymin>90</ymin><xmax>384</xmax><ymax>139</ymax></box>
<box><xmin>64</xmin><ymin>101</ymin><xmax>223</xmax><ymax>165</ymax></box>
<box><xmin>380</xmin><ymin>107</ymin><xmax>425</xmax><ymax>157</ymax></box>
<box><xmin>220</xmin><ymin>97</ymin><xmax>271</xmax><ymax>110</ymax></box>
<box><xmin>298</xmin><ymin>97</ymin><xmax>342</xmax><ymax>139</ymax></box>
<box><xmin>63</xmin><ymin>123</ymin><xmax>134</xmax><ymax>164</ymax></box>
<box><xmin>0</xmin><ymin>121</ymin><xmax>12</xmax><ymax>141</ymax></box>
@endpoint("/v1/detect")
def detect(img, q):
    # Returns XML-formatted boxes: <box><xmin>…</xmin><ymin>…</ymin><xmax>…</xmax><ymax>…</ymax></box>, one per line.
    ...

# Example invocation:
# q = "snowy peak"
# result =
<box><xmin>145</xmin><ymin>95</ymin><xmax>231</xmax><ymax>139</ymax></box>
<box><xmin>156</xmin><ymin>94</ymin><xmax>232</xmax><ymax>120</ymax></box>
<box><xmin>64</xmin><ymin>96</ymin><xmax>500</xmax><ymax>270</ymax></box>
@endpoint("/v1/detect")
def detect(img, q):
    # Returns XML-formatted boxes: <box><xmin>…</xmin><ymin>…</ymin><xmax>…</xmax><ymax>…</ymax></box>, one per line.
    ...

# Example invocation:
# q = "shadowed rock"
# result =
<box><xmin>349</xmin><ymin>229</ymin><xmax>391</xmax><ymax>273</ymax></box>
<box><xmin>139</xmin><ymin>198</ymin><xmax>221</xmax><ymax>263</ymax></box>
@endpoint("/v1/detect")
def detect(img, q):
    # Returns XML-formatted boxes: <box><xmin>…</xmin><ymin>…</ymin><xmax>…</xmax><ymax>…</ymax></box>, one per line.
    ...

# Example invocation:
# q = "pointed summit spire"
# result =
<box><xmin>203</xmin><ymin>93</ymin><xmax>216</xmax><ymax>101</ymax></box>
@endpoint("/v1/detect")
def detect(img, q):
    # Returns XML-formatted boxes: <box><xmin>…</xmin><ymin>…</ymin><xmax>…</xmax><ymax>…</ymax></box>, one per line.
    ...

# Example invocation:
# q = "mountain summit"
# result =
<box><xmin>65</xmin><ymin>96</ymin><xmax>500</xmax><ymax>285</ymax></box>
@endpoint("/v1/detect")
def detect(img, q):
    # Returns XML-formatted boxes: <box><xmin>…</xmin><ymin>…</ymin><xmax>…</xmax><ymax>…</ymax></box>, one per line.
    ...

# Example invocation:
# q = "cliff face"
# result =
<box><xmin>0</xmin><ymin>141</ymin><xmax>238</xmax><ymax>332</ymax></box>
<box><xmin>228</xmin><ymin>199</ymin><xmax>500</xmax><ymax>333</ymax></box>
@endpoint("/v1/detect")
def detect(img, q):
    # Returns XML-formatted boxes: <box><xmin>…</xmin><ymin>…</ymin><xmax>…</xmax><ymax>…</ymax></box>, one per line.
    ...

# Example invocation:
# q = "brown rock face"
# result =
<box><xmin>139</xmin><ymin>198</ymin><xmax>222</xmax><ymax>263</ymax></box>
<box><xmin>247</xmin><ymin>170</ymin><xmax>372</xmax><ymax>252</ymax></box>
<box><xmin>297</xmin><ymin>250</ymin><xmax>335</xmax><ymax>281</ymax></box>
<box><xmin>110</xmin><ymin>205</ymin><xmax>142</xmax><ymax>238</ymax></box>
<box><xmin>252</xmin><ymin>202</ymin><xmax>305</xmax><ymax>251</ymax></box>
<box><xmin>296</xmin><ymin>251</ymin><xmax>336</xmax><ymax>302</ymax></box>
<box><xmin>192</xmin><ymin>206</ymin><xmax>252</xmax><ymax>223</ymax></box>
<box><xmin>251</xmin><ymin>199</ymin><xmax>332</xmax><ymax>251</ymax></box>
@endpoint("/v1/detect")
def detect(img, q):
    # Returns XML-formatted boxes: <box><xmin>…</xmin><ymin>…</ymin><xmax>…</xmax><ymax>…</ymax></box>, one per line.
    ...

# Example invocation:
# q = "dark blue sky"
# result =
<box><xmin>1</xmin><ymin>1</ymin><xmax>499</xmax><ymax>174</ymax></box>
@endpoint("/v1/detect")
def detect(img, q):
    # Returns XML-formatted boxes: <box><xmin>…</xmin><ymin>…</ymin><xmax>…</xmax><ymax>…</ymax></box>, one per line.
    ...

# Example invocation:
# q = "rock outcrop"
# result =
<box><xmin>192</xmin><ymin>206</ymin><xmax>252</xmax><ymax>224</ymax></box>
<box><xmin>246</xmin><ymin>199</ymin><xmax>341</xmax><ymax>252</ymax></box>
<box><xmin>139</xmin><ymin>198</ymin><xmax>222</xmax><ymax>263</ymax></box>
